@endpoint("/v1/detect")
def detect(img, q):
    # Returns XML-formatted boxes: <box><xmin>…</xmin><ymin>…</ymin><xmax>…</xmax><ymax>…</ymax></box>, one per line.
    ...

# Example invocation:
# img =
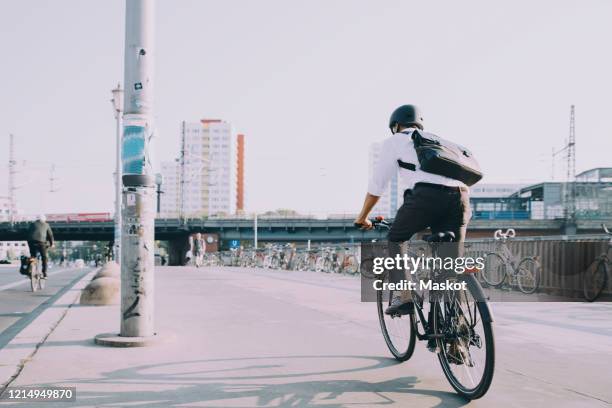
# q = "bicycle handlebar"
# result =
<box><xmin>494</xmin><ymin>228</ymin><xmax>516</xmax><ymax>240</ymax></box>
<box><xmin>354</xmin><ymin>217</ymin><xmax>391</xmax><ymax>230</ymax></box>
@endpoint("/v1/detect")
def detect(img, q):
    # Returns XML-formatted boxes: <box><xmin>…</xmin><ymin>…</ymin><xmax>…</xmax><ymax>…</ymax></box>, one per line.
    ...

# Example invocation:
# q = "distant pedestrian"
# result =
<box><xmin>193</xmin><ymin>233</ymin><xmax>206</xmax><ymax>267</ymax></box>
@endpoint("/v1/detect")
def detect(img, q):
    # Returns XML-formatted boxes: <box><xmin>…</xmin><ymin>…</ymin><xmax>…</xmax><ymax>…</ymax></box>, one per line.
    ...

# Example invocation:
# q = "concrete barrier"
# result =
<box><xmin>92</xmin><ymin>262</ymin><xmax>120</xmax><ymax>280</ymax></box>
<box><xmin>80</xmin><ymin>277</ymin><xmax>120</xmax><ymax>305</ymax></box>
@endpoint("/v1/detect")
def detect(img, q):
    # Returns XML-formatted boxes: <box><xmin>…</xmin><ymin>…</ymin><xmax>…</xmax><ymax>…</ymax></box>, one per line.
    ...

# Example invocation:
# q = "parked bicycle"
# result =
<box><xmin>315</xmin><ymin>247</ymin><xmax>337</xmax><ymax>273</ymax></box>
<box><xmin>582</xmin><ymin>224</ymin><xmax>611</xmax><ymax>302</ymax></box>
<box><xmin>480</xmin><ymin>229</ymin><xmax>540</xmax><ymax>294</ymax></box>
<box><xmin>336</xmin><ymin>247</ymin><xmax>360</xmax><ymax>275</ymax></box>
<box><xmin>360</xmin><ymin>218</ymin><xmax>495</xmax><ymax>400</ymax></box>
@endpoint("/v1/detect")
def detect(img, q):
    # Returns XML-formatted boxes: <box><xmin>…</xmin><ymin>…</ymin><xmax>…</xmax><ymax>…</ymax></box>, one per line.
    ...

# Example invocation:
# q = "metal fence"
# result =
<box><xmin>465</xmin><ymin>235</ymin><xmax>611</xmax><ymax>299</ymax></box>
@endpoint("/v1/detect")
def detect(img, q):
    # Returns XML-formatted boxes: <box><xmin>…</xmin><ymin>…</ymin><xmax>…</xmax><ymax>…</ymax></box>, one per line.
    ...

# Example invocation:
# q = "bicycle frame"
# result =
<box><xmin>495</xmin><ymin>241</ymin><xmax>521</xmax><ymax>274</ymax></box>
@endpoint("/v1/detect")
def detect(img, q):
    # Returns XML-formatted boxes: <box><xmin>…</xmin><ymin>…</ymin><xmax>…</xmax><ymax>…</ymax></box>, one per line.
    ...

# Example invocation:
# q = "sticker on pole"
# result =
<box><xmin>127</xmin><ymin>194</ymin><xmax>136</xmax><ymax>206</ymax></box>
<box><xmin>122</xmin><ymin>125</ymin><xmax>146</xmax><ymax>175</ymax></box>
<box><xmin>124</xmin><ymin>217</ymin><xmax>143</xmax><ymax>236</ymax></box>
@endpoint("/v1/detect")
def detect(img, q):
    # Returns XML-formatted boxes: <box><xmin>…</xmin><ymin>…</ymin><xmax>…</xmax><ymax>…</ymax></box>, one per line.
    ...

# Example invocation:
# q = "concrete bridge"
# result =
<box><xmin>0</xmin><ymin>217</ymin><xmax>606</xmax><ymax>265</ymax></box>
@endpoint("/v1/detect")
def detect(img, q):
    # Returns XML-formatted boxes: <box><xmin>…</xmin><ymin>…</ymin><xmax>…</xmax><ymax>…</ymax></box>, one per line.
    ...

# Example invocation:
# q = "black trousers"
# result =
<box><xmin>27</xmin><ymin>240</ymin><xmax>49</xmax><ymax>276</ymax></box>
<box><xmin>387</xmin><ymin>183</ymin><xmax>471</xmax><ymax>284</ymax></box>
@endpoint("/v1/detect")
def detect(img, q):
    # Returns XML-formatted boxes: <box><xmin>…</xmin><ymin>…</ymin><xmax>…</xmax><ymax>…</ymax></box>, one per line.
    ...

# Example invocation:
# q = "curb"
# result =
<box><xmin>0</xmin><ymin>268</ymin><xmax>99</xmax><ymax>394</ymax></box>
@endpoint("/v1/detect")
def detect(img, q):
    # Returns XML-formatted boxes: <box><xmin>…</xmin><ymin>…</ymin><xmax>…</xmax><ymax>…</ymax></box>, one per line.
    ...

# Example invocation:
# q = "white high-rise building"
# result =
<box><xmin>160</xmin><ymin>119</ymin><xmax>239</xmax><ymax>218</ymax></box>
<box><xmin>368</xmin><ymin>142</ymin><xmax>399</xmax><ymax>218</ymax></box>
<box><xmin>159</xmin><ymin>160</ymin><xmax>180</xmax><ymax>217</ymax></box>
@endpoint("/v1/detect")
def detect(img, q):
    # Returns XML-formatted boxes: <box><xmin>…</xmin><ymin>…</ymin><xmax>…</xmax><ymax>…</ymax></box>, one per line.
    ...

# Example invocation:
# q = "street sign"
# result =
<box><xmin>229</xmin><ymin>240</ymin><xmax>240</xmax><ymax>249</ymax></box>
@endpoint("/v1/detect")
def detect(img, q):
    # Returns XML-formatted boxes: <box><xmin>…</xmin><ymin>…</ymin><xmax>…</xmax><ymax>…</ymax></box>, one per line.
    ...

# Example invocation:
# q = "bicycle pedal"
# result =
<box><xmin>427</xmin><ymin>341</ymin><xmax>440</xmax><ymax>353</ymax></box>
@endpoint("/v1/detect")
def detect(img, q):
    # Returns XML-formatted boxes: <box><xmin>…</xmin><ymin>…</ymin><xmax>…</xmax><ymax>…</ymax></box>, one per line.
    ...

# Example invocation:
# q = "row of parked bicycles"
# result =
<box><xmin>196</xmin><ymin>224</ymin><xmax>611</xmax><ymax>302</ymax></box>
<box><xmin>199</xmin><ymin>244</ymin><xmax>362</xmax><ymax>274</ymax></box>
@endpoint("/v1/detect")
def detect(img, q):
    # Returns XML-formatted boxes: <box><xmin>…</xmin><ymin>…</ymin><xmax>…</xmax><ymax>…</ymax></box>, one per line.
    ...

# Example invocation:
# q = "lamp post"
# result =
<box><xmin>111</xmin><ymin>83</ymin><xmax>124</xmax><ymax>264</ymax></box>
<box><xmin>253</xmin><ymin>214</ymin><xmax>258</xmax><ymax>249</ymax></box>
<box><xmin>155</xmin><ymin>173</ymin><xmax>163</xmax><ymax>215</ymax></box>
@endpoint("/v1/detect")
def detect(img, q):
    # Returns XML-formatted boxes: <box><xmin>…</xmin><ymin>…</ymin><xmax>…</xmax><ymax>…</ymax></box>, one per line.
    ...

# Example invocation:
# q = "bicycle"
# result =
<box><xmin>480</xmin><ymin>229</ymin><xmax>540</xmax><ymax>294</ymax></box>
<box><xmin>28</xmin><ymin>254</ymin><xmax>45</xmax><ymax>292</ymax></box>
<box><xmin>337</xmin><ymin>247</ymin><xmax>360</xmax><ymax>275</ymax></box>
<box><xmin>359</xmin><ymin>218</ymin><xmax>495</xmax><ymax>400</ymax></box>
<box><xmin>315</xmin><ymin>247</ymin><xmax>336</xmax><ymax>273</ymax></box>
<box><xmin>582</xmin><ymin>224</ymin><xmax>611</xmax><ymax>302</ymax></box>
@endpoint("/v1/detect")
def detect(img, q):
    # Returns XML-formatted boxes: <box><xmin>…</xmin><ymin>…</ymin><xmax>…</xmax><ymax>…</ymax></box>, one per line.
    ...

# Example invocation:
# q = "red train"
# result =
<box><xmin>45</xmin><ymin>213</ymin><xmax>112</xmax><ymax>222</ymax></box>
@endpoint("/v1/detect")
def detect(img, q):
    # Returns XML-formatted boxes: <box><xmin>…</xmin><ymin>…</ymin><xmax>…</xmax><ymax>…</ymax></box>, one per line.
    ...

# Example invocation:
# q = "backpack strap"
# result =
<box><xmin>396</xmin><ymin>129</ymin><xmax>418</xmax><ymax>171</ymax></box>
<box><xmin>397</xmin><ymin>160</ymin><xmax>416</xmax><ymax>171</ymax></box>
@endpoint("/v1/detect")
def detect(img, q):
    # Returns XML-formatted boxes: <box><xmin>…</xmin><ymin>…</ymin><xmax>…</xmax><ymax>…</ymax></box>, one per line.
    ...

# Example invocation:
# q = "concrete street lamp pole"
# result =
<box><xmin>96</xmin><ymin>0</ymin><xmax>171</xmax><ymax>347</ymax></box>
<box><xmin>118</xmin><ymin>0</ymin><xmax>156</xmax><ymax>339</ymax></box>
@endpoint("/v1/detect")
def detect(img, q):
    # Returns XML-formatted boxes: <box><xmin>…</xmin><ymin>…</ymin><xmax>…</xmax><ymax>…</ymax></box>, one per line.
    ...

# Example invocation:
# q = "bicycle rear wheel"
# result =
<box><xmin>376</xmin><ymin>273</ymin><xmax>416</xmax><ymax>361</ymax></box>
<box><xmin>583</xmin><ymin>259</ymin><xmax>608</xmax><ymax>302</ymax></box>
<box><xmin>517</xmin><ymin>257</ymin><xmax>540</xmax><ymax>294</ymax></box>
<box><xmin>37</xmin><ymin>256</ymin><xmax>45</xmax><ymax>290</ymax></box>
<box><xmin>344</xmin><ymin>255</ymin><xmax>359</xmax><ymax>275</ymax></box>
<box><xmin>481</xmin><ymin>253</ymin><xmax>506</xmax><ymax>287</ymax></box>
<box><xmin>433</xmin><ymin>275</ymin><xmax>495</xmax><ymax>399</ymax></box>
<box><xmin>30</xmin><ymin>261</ymin><xmax>39</xmax><ymax>293</ymax></box>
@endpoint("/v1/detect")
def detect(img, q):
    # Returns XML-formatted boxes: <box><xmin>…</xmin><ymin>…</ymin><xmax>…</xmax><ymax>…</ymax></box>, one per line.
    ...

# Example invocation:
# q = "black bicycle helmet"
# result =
<box><xmin>389</xmin><ymin>104</ymin><xmax>424</xmax><ymax>131</ymax></box>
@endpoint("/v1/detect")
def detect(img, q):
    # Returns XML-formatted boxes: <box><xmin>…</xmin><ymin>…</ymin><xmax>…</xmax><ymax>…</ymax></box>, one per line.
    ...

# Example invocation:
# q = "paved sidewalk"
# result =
<box><xmin>0</xmin><ymin>266</ymin><xmax>611</xmax><ymax>407</ymax></box>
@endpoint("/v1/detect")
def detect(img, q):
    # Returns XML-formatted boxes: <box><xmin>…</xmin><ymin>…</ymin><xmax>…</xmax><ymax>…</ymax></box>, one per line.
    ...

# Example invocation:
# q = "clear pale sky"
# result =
<box><xmin>0</xmin><ymin>0</ymin><xmax>610</xmax><ymax>216</ymax></box>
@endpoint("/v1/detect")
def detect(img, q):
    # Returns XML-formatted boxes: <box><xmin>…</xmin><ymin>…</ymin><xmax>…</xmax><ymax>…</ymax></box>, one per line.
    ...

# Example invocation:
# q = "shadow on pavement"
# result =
<box><xmin>66</xmin><ymin>378</ymin><xmax>467</xmax><ymax>408</ymax></box>
<box><xmin>36</xmin><ymin>355</ymin><xmax>468</xmax><ymax>408</ymax></box>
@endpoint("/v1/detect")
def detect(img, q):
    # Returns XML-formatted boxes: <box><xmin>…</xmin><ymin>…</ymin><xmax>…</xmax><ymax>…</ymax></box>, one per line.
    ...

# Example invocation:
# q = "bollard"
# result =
<box><xmin>80</xmin><ymin>277</ymin><xmax>120</xmax><ymax>306</ymax></box>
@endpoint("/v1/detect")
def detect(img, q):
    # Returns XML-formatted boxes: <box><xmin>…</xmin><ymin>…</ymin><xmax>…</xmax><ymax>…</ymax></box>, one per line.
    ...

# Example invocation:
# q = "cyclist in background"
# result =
<box><xmin>27</xmin><ymin>214</ymin><xmax>54</xmax><ymax>279</ymax></box>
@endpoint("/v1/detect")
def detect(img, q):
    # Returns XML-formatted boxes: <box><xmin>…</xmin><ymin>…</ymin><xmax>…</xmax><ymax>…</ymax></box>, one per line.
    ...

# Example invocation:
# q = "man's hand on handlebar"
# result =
<box><xmin>354</xmin><ymin>218</ymin><xmax>373</xmax><ymax>230</ymax></box>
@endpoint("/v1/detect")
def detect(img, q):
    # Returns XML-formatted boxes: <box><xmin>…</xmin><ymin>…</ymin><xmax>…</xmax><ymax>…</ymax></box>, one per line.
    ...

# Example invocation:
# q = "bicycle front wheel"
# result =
<box><xmin>433</xmin><ymin>275</ymin><xmax>495</xmax><ymax>399</ymax></box>
<box><xmin>583</xmin><ymin>259</ymin><xmax>608</xmax><ymax>302</ymax></box>
<box><xmin>376</xmin><ymin>274</ymin><xmax>416</xmax><ymax>361</ymax></box>
<box><xmin>517</xmin><ymin>257</ymin><xmax>540</xmax><ymax>294</ymax></box>
<box><xmin>482</xmin><ymin>253</ymin><xmax>506</xmax><ymax>287</ymax></box>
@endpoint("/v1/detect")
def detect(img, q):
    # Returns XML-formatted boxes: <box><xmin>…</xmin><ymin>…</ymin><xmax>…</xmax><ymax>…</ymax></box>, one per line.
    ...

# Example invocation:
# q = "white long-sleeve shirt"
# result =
<box><xmin>368</xmin><ymin>129</ymin><xmax>466</xmax><ymax>197</ymax></box>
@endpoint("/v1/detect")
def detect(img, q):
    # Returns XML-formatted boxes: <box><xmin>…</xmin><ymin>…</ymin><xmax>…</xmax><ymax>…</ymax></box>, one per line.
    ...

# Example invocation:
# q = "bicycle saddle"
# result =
<box><xmin>423</xmin><ymin>231</ymin><xmax>456</xmax><ymax>243</ymax></box>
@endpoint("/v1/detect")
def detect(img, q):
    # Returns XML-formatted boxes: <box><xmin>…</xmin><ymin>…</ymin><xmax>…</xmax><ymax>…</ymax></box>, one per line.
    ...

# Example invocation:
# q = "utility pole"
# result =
<box><xmin>565</xmin><ymin>105</ymin><xmax>576</xmax><ymax>222</ymax></box>
<box><xmin>179</xmin><ymin>121</ymin><xmax>186</xmax><ymax>223</ymax></box>
<box><xmin>96</xmin><ymin>0</ymin><xmax>158</xmax><ymax>346</ymax></box>
<box><xmin>49</xmin><ymin>164</ymin><xmax>58</xmax><ymax>192</ymax></box>
<box><xmin>551</xmin><ymin>147</ymin><xmax>555</xmax><ymax>180</ymax></box>
<box><xmin>155</xmin><ymin>173</ymin><xmax>163</xmax><ymax>215</ymax></box>
<box><xmin>8</xmin><ymin>134</ymin><xmax>16</xmax><ymax>226</ymax></box>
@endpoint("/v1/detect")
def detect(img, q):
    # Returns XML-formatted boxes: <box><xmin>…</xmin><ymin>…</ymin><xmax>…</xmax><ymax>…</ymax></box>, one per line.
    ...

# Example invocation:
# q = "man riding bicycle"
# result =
<box><xmin>27</xmin><ymin>214</ymin><xmax>54</xmax><ymax>279</ymax></box>
<box><xmin>192</xmin><ymin>233</ymin><xmax>205</xmax><ymax>267</ymax></box>
<box><xmin>354</xmin><ymin>104</ymin><xmax>471</xmax><ymax>316</ymax></box>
